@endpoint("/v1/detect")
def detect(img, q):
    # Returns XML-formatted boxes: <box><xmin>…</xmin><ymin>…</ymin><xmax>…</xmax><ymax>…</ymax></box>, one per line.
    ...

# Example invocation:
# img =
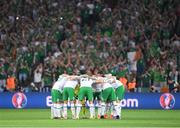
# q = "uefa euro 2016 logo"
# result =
<box><xmin>12</xmin><ymin>92</ymin><xmax>27</xmax><ymax>108</ymax></box>
<box><xmin>160</xmin><ymin>93</ymin><xmax>175</xmax><ymax>110</ymax></box>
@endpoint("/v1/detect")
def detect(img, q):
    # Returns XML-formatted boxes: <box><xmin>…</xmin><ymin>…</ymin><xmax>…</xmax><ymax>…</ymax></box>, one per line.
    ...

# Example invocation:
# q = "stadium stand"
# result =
<box><xmin>0</xmin><ymin>0</ymin><xmax>180</xmax><ymax>93</ymax></box>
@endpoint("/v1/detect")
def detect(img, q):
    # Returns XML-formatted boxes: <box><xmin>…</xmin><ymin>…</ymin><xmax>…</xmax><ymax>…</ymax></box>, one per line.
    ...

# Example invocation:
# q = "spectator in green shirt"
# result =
<box><xmin>18</xmin><ymin>62</ymin><xmax>29</xmax><ymax>86</ymax></box>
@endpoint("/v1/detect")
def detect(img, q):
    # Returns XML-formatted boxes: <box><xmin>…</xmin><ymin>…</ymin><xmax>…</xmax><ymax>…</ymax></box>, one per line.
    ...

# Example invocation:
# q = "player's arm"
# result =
<box><xmin>68</xmin><ymin>75</ymin><xmax>78</xmax><ymax>80</ymax></box>
<box><xmin>80</xmin><ymin>74</ymin><xmax>89</xmax><ymax>78</ymax></box>
<box><xmin>95</xmin><ymin>77</ymin><xmax>104</xmax><ymax>83</ymax></box>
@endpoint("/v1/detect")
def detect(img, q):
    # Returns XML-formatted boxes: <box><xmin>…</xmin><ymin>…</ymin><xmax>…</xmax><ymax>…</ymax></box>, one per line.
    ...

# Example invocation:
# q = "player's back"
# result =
<box><xmin>102</xmin><ymin>77</ymin><xmax>113</xmax><ymax>90</ymax></box>
<box><xmin>52</xmin><ymin>76</ymin><xmax>67</xmax><ymax>91</ymax></box>
<box><xmin>112</xmin><ymin>80</ymin><xmax>123</xmax><ymax>89</ymax></box>
<box><xmin>64</xmin><ymin>80</ymin><xmax>78</xmax><ymax>89</ymax></box>
<box><xmin>80</xmin><ymin>76</ymin><xmax>93</xmax><ymax>88</ymax></box>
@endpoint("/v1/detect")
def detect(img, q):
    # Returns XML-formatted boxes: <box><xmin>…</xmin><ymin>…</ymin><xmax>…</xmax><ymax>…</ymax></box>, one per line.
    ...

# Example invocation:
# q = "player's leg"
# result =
<box><xmin>51</xmin><ymin>102</ymin><xmax>57</xmax><ymax>119</ymax></box>
<box><xmin>60</xmin><ymin>102</ymin><xmax>63</xmax><ymax>118</ymax></box>
<box><xmin>70</xmin><ymin>100</ymin><xmax>76</xmax><ymax>119</ymax></box>
<box><xmin>110</xmin><ymin>88</ymin><xmax>120</xmax><ymax>119</ymax></box>
<box><xmin>56</xmin><ymin>102</ymin><xmax>62</xmax><ymax>118</ymax></box>
<box><xmin>112</xmin><ymin>101</ymin><xmax>119</xmax><ymax>119</ymax></box>
<box><xmin>51</xmin><ymin>89</ymin><xmax>59</xmax><ymax>119</ymax></box>
<box><xmin>51</xmin><ymin>103</ymin><xmax>54</xmax><ymax>119</ymax></box>
<box><xmin>51</xmin><ymin>90</ymin><xmax>55</xmax><ymax>119</ymax></box>
<box><xmin>81</xmin><ymin>99</ymin><xmax>87</xmax><ymax>118</ymax></box>
<box><xmin>76</xmin><ymin>87</ymin><xmax>85</xmax><ymax>119</ymax></box>
<box><xmin>103</xmin><ymin>101</ymin><xmax>110</xmax><ymax>119</ymax></box>
<box><xmin>54</xmin><ymin>103</ymin><xmax>58</xmax><ymax>118</ymax></box>
<box><xmin>107</xmin><ymin>102</ymin><xmax>114</xmax><ymax>119</ymax></box>
<box><xmin>89</xmin><ymin>100</ymin><xmax>95</xmax><ymax>119</ymax></box>
<box><xmin>96</xmin><ymin>92</ymin><xmax>102</xmax><ymax>119</ymax></box>
<box><xmin>63</xmin><ymin>101</ymin><xmax>68</xmax><ymax>119</ymax></box>
<box><xmin>100</xmin><ymin>88</ymin><xmax>109</xmax><ymax>118</ymax></box>
<box><xmin>87</xmin><ymin>87</ymin><xmax>94</xmax><ymax>119</ymax></box>
<box><xmin>116</xmin><ymin>100</ymin><xmax>121</xmax><ymax>118</ymax></box>
<box><xmin>100</xmin><ymin>102</ymin><xmax>106</xmax><ymax>118</ymax></box>
<box><xmin>97</xmin><ymin>100</ymin><xmax>101</xmax><ymax>119</ymax></box>
<box><xmin>62</xmin><ymin>88</ymin><xmax>68</xmax><ymax>119</ymax></box>
<box><xmin>116</xmin><ymin>86</ymin><xmax>125</xmax><ymax>119</ymax></box>
<box><xmin>75</xmin><ymin>100</ymin><xmax>82</xmax><ymax>119</ymax></box>
<box><xmin>68</xmin><ymin>88</ymin><xmax>76</xmax><ymax>119</ymax></box>
<box><xmin>93</xmin><ymin>92</ymin><xmax>96</xmax><ymax>117</ymax></box>
<box><xmin>56</xmin><ymin>91</ymin><xmax>63</xmax><ymax>118</ymax></box>
<box><xmin>113</xmin><ymin>88</ymin><xmax>120</xmax><ymax>118</ymax></box>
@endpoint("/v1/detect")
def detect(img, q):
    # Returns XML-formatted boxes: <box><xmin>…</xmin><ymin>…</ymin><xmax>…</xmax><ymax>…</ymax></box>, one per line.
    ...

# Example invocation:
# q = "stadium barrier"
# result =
<box><xmin>0</xmin><ymin>92</ymin><xmax>179</xmax><ymax>109</ymax></box>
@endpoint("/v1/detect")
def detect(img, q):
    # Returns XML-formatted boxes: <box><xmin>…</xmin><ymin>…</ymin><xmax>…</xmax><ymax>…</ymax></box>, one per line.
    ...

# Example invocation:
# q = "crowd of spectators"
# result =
<box><xmin>0</xmin><ymin>0</ymin><xmax>180</xmax><ymax>93</ymax></box>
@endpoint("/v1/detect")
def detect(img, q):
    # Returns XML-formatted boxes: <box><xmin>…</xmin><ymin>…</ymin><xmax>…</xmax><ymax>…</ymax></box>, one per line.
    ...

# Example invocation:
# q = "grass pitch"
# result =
<box><xmin>0</xmin><ymin>109</ymin><xmax>180</xmax><ymax>128</ymax></box>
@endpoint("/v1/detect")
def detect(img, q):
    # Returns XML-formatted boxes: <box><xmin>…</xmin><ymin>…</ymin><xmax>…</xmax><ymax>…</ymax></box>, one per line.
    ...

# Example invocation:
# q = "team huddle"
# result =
<box><xmin>51</xmin><ymin>74</ymin><xmax>125</xmax><ymax>120</ymax></box>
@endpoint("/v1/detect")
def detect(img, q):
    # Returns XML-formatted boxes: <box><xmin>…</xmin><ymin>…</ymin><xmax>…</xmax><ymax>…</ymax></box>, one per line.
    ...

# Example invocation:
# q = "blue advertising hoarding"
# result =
<box><xmin>0</xmin><ymin>92</ymin><xmax>179</xmax><ymax>109</ymax></box>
